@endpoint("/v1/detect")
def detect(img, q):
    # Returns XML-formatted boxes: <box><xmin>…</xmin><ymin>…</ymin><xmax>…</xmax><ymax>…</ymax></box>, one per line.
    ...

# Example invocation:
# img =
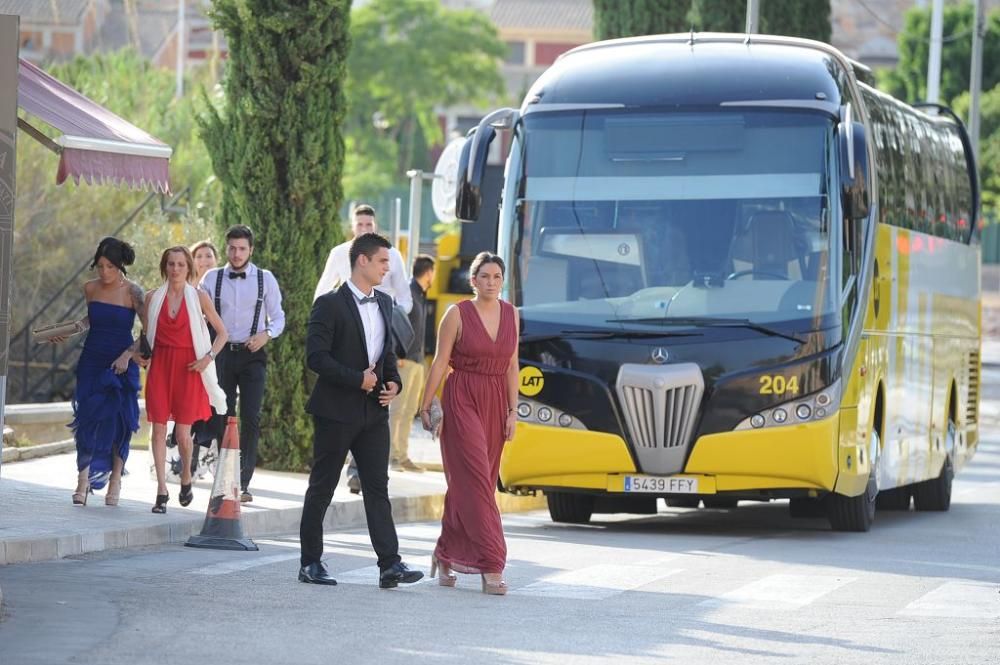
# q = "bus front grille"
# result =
<box><xmin>615</xmin><ymin>363</ymin><xmax>705</xmax><ymax>475</ymax></box>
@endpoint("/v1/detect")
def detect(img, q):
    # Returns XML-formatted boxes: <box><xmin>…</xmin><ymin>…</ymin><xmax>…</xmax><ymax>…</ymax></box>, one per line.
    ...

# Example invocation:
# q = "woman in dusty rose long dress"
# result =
<box><xmin>420</xmin><ymin>252</ymin><xmax>519</xmax><ymax>595</ymax></box>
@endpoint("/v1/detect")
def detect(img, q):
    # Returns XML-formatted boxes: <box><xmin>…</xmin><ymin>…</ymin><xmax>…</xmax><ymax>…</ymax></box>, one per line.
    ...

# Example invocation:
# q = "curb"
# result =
<box><xmin>0</xmin><ymin>491</ymin><xmax>546</xmax><ymax>567</ymax></box>
<box><xmin>1</xmin><ymin>439</ymin><xmax>75</xmax><ymax>464</ymax></box>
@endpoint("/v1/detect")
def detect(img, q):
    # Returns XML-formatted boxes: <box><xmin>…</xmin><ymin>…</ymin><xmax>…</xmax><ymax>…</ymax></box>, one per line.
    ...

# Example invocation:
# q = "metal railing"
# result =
<box><xmin>8</xmin><ymin>188</ymin><xmax>190</xmax><ymax>402</ymax></box>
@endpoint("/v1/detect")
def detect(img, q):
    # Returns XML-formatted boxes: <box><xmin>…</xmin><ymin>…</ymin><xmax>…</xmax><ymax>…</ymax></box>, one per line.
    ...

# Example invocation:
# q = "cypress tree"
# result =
<box><xmin>795</xmin><ymin>0</ymin><xmax>832</xmax><ymax>42</ymax></box>
<box><xmin>594</xmin><ymin>0</ymin><xmax>692</xmax><ymax>40</ymax></box>
<box><xmin>761</xmin><ymin>0</ymin><xmax>831</xmax><ymax>42</ymax></box>
<box><xmin>689</xmin><ymin>0</ymin><xmax>745</xmax><ymax>33</ymax></box>
<box><xmin>691</xmin><ymin>0</ymin><xmax>830</xmax><ymax>40</ymax></box>
<box><xmin>199</xmin><ymin>1</ymin><xmax>350</xmax><ymax>469</ymax></box>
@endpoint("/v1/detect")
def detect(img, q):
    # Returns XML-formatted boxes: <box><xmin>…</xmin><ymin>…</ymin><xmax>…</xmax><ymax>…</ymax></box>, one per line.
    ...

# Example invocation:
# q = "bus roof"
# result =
<box><xmin>526</xmin><ymin>33</ymin><xmax>860</xmax><ymax>111</ymax></box>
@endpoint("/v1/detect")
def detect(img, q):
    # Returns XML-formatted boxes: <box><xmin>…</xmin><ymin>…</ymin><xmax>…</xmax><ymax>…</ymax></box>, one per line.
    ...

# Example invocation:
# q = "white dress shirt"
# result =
<box><xmin>346</xmin><ymin>280</ymin><xmax>386</xmax><ymax>368</ymax></box>
<box><xmin>314</xmin><ymin>240</ymin><xmax>413</xmax><ymax>314</ymax></box>
<box><xmin>198</xmin><ymin>263</ymin><xmax>285</xmax><ymax>343</ymax></box>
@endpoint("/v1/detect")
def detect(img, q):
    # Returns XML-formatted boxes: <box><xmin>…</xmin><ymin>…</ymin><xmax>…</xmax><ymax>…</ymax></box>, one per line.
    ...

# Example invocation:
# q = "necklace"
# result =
<box><xmin>167</xmin><ymin>291</ymin><xmax>183</xmax><ymax>317</ymax></box>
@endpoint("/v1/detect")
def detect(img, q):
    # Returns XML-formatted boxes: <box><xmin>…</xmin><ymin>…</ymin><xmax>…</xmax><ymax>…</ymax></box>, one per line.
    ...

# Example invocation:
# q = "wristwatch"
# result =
<box><xmin>265</xmin><ymin>329</ymin><xmax>273</xmax><ymax>339</ymax></box>
<box><xmin>206</xmin><ymin>350</ymin><xmax>215</xmax><ymax>359</ymax></box>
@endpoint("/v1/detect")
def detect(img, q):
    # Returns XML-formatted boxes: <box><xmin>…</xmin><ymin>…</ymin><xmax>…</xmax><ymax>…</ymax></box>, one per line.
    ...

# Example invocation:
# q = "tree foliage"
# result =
<box><xmin>343</xmin><ymin>0</ymin><xmax>505</xmax><ymax>202</ymax></box>
<box><xmin>689</xmin><ymin>0</ymin><xmax>831</xmax><ymax>41</ymax></box>
<box><xmin>879</xmin><ymin>3</ymin><xmax>1000</xmax><ymax>105</ymax></box>
<box><xmin>11</xmin><ymin>50</ymin><xmax>221</xmax><ymax>400</ymax></box>
<box><xmin>689</xmin><ymin>0</ymin><xmax>743</xmax><ymax>32</ymax></box>
<box><xmin>878</xmin><ymin>4</ymin><xmax>1000</xmax><ymax>225</ymax></box>
<box><xmin>953</xmin><ymin>85</ymin><xmax>1000</xmax><ymax>221</ymax></box>
<box><xmin>593</xmin><ymin>0</ymin><xmax>690</xmax><ymax>40</ymax></box>
<box><xmin>200</xmin><ymin>0</ymin><xmax>351</xmax><ymax>470</ymax></box>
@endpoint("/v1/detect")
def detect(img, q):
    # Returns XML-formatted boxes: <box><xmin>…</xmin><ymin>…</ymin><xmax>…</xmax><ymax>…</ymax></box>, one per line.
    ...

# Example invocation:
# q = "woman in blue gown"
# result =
<box><xmin>54</xmin><ymin>238</ymin><xmax>144</xmax><ymax>506</ymax></box>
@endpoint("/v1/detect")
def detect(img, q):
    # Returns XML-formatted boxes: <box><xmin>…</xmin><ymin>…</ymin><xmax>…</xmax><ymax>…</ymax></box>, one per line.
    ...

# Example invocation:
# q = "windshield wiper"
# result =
<box><xmin>607</xmin><ymin>317</ymin><xmax>806</xmax><ymax>345</ymax></box>
<box><xmin>520</xmin><ymin>329</ymin><xmax>701</xmax><ymax>344</ymax></box>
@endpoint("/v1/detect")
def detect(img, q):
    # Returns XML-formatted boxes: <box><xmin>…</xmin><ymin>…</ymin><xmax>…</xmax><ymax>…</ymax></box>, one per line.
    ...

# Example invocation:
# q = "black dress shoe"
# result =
<box><xmin>299</xmin><ymin>562</ymin><xmax>338</xmax><ymax>586</ymax></box>
<box><xmin>379</xmin><ymin>561</ymin><xmax>424</xmax><ymax>589</ymax></box>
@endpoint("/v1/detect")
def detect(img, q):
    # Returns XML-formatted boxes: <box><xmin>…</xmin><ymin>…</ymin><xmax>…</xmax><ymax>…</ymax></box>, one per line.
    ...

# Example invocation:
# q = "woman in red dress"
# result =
<box><xmin>143</xmin><ymin>247</ymin><xmax>228</xmax><ymax>514</ymax></box>
<box><xmin>420</xmin><ymin>252</ymin><xmax>519</xmax><ymax>595</ymax></box>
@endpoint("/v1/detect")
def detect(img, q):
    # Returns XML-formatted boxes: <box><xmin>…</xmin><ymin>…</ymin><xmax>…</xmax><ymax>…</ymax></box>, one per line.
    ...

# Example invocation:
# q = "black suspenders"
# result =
<box><xmin>251</xmin><ymin>269</ymin><xmax>265</xmax><ymax>337</ymax></box>
<box><xmin>215</xmin><ymin>268</ymin><xmax>266</xmax><ymax>340</ymax></box>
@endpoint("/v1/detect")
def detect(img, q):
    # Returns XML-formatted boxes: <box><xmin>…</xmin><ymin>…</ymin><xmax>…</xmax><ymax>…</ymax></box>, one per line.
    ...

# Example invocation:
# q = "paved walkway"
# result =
<box><xmin>0</xmin><ymin>420</ymin><xmax>541</xmax><ymax>568</ymax></box>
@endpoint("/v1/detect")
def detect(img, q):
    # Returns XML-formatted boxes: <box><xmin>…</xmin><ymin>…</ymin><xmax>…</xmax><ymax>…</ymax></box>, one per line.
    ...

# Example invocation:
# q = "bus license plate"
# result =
<box><xmin>623</xmin><ymin>475</ymin><xmax>699</xmax><ymax>494</ymax></box>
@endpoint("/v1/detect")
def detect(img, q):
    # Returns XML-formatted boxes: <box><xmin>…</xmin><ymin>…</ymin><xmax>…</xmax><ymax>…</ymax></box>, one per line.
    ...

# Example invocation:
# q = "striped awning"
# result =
<box><xmin>16</xmin><ymin>57</ymin><xmax>172</xmax><ymax>193</ymax></box>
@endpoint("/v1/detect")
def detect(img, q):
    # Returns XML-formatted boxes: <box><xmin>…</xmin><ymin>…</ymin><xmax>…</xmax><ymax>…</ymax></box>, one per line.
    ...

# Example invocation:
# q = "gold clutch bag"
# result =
<box><xmin>31</xmin><ymin>320</ymin><xmax>86</xmax><ymax>344</ymax></box>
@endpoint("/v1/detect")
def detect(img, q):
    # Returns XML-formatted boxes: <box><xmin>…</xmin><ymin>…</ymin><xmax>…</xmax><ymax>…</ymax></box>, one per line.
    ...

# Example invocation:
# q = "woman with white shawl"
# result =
<box><xmin>142</xmin><ymin>246</ymin><xmax>228</xmax><ymax>514</ymax></box>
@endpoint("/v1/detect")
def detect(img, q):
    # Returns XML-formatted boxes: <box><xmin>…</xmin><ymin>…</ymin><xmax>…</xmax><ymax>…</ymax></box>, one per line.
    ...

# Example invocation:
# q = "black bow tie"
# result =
<box><xmin>356</xmin><ymin>295</ymin><xmax>377</xmax><ymax>305</ymax></box>
<box><xmin>228</xmin><ymin>271</ymin><xmax>247</xmax><ymax>279</ymax></box>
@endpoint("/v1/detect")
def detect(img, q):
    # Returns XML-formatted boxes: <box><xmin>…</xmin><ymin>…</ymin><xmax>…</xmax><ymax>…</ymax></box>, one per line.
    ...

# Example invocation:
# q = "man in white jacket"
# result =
<box><xmin>314</xmin><ymin>204</ymin><xmax>412</xmax><ymax>493</ymax></box>
<box><xmin>314</xmin><ymin>204</ymin><xmax>412</xmax><ymax>313</ymax></box>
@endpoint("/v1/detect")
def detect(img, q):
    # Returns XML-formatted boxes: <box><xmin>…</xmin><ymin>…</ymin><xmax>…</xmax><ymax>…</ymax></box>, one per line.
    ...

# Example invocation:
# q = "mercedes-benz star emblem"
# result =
<box><xmin>650</xmin><ymin>347</ymin><xmax>669</xmax><ymax>364</ymax></box>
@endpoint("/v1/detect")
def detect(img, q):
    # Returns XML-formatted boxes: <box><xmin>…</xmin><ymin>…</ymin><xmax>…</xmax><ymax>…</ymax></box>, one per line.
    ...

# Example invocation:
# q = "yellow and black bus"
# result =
<box><xmin>455</xmin><ymin>34</ymin><xmax>981</xmax><ymax>532</ymax></box>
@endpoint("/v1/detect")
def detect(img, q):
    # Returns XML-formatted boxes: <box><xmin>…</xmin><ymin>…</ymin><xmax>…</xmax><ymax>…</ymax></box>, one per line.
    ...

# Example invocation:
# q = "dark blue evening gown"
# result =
<box><xmin>69</xmin><ymin>301</ymin><xmax>140</xmax><ymax>490</ymax></box>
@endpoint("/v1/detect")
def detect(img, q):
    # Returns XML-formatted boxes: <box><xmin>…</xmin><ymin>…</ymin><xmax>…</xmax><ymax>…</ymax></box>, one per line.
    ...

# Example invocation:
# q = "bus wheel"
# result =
<box><xmin>666</xmin><ymin>497</ymin><xmax>701</xmax><ymax>508</ymax></box>
<box><xmin>789</xmin><ymin>497</ymin><xmax>826</xmax><ymax>518</ymax></box>
<box><xmin>913</xmin><ymin>421</ymin><xmax>954</xmax><ymax>511</ymax></box>
<box><xmin>876</xmin><ymin>486</ymin><xmax>912</xmax><ymax>511</ymax></box>
<box><xmin>827</xmin><ymin>430</ymin><xmax>879</xmax><ymax>532</ymax></box>
<box><xmin>546</xmin><ymin>492</ymin><xmax>594</xmax><ymax>524</ymax></box>
<box><xmin>702</xmin><ymin>497</ymin><xmax>738</xmax><ymax>509</ymax></box>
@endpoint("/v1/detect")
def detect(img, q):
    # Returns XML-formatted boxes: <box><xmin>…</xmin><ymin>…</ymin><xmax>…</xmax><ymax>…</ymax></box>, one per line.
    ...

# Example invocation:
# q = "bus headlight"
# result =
<box><xmin>516</xmin><ymin>397</ymin><xmax>586</xmax><ymax>430</ymax></box>
<box><xmin>735</xmin><ymin>379</ymin><xmax>842</xmax><ymax>431</ymax></box>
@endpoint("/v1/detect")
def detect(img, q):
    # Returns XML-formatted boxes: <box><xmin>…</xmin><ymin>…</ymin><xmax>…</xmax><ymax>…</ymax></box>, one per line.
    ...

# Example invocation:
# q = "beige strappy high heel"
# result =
<box><xmin>72</xmin><ymin>468</ymin><xmax>90</xmax><ymax>506</ymax></box>
<box><xmin>105</xmin><ymin>476</ymin><xmax>121</xmax><ymax>506</ymax></box>
<box><xmin>429</xmin><ymin>555</ymin><xmax>457</xmax><ymax>587</ymax></box>
<box><xmin>481</xmin><ymin>573</ymin><xmax>507</xmax><ymax>596</ymax></box>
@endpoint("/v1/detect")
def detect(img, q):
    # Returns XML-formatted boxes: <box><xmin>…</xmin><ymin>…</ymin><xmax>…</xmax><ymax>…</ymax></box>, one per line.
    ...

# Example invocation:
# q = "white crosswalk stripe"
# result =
<box><xmin>192</xmin><ymin>553</ymin><xmax>300</xmax><ymax>576</ymax></box>
<box><xmin>898</xmin><ymin>581</ymin><xmax>1000</xmax><ymax>619</ymax></box>
<box><xmin>699</xmin><ymin>574</ymin><xmax>857</xmax><ymax>611</ymax></box>
<box><xmin>194</xmin><ymin>530</ymin><xmax>998</xmax><ymax>623</ymax></box>
<box><xmin>514</xmin><ymin>564</ymin><xmax>684</xmax><ymax>600</ymax></box>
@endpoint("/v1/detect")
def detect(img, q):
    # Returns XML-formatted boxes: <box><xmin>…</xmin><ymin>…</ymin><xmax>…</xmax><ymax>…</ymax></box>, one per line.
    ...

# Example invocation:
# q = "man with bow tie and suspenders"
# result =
<box><xmin>200</xmin><ymin>224</ymin><xmax>286</xmax><ymax>503</ymax></box>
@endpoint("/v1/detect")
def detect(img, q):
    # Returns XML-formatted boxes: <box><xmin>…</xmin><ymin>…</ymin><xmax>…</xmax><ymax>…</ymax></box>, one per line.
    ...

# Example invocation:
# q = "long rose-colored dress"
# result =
<box><xmin>435</xmin><ymin>299</ymin><xmax>516</xmax><ymax>574</ymax></box>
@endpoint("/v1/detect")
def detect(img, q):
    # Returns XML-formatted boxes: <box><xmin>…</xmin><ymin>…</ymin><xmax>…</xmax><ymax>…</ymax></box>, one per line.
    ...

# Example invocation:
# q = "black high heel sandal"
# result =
<box><xmin>178</xmin><ymin>483</ymin><xmax>194</xmax><ymax>507</ymax></box>
<box><xmin>152</xmin><ymin>493</ymin><xmax>169</xmax><ymax>514</ymax></box>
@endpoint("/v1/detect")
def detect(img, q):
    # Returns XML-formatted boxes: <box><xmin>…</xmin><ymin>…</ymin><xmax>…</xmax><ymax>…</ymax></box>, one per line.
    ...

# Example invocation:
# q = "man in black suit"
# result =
<box><xmin>298</xmin><ymin>233</ymin><xmax>424</xmax><ymax>589</ymax></box>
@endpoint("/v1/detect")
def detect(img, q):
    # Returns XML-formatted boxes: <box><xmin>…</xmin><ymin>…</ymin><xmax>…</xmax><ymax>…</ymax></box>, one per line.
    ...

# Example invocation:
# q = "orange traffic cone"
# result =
<box><xmin>185</xmin><ymin>416</ymin><xmax>258</xmax><ymax>551</ymax></box>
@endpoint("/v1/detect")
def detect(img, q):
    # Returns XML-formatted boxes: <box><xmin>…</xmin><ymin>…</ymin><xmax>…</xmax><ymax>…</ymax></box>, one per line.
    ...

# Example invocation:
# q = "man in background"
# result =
<box><xmin>389</xmin><ymin>255</ymin><xmax>435</xmax><ymax>471</ymax></box>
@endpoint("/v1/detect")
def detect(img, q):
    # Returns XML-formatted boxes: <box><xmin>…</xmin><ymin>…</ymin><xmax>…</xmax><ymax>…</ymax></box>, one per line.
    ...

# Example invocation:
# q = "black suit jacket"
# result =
<box><xmin>305</xmin><ymin>284</ymin><xmax>402</xmax><ymax>421</ymax></box>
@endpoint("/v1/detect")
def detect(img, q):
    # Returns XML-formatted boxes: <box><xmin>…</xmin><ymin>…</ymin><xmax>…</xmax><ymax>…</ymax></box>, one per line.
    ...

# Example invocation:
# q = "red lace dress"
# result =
<box><xmin>434</xmin><ymin>299</ymin><xmax>517</xmax><ymax>574</ymax></box>
<box><xmin>145</xmin><ymin>298</ymin><xmax>211</xmax><ymax>425</ymax></box>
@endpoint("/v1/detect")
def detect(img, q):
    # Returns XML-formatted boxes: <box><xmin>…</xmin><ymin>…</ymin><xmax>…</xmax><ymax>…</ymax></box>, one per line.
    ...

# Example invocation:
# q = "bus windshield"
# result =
<box><xmin>510</xmin><ymin>109</ymin><xmax>840</xmax><ymax>331</ymax></box>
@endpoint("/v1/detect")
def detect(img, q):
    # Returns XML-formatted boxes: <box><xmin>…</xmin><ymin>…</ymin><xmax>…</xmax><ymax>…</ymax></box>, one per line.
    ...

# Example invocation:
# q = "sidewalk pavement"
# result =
<box><xmin>0</xmin><ymin>420</ymin><xmax>543</xmax><ymax>569</ymax></box>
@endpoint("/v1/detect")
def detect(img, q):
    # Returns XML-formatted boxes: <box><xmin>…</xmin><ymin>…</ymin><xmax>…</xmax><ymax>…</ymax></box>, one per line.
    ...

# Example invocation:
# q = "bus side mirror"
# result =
<box><xmin>456</xmin><ymin>125</ymin><xmax>496</xmax><ymax>222</ymax></box>
<box><xmin>839</xmin><ymin>120</ymin><xmax>870</xmax><ymax>220</ymax></box>
<box><xmin>456</xmin><ymin>108</ymin><xmax>519</xmax><ymax>223</ymax></box>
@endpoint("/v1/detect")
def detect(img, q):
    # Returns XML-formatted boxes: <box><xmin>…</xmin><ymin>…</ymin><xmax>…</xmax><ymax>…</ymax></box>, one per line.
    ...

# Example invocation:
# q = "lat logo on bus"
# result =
<box><xmin>519</xmin><ymin>366</ymin><xmax>545</xmax><ymax>396</ymax></box>
<box><xmin>759</xmin><ymin>375</ymin><xmax>799</xmax><ymax>395</ymax></box>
